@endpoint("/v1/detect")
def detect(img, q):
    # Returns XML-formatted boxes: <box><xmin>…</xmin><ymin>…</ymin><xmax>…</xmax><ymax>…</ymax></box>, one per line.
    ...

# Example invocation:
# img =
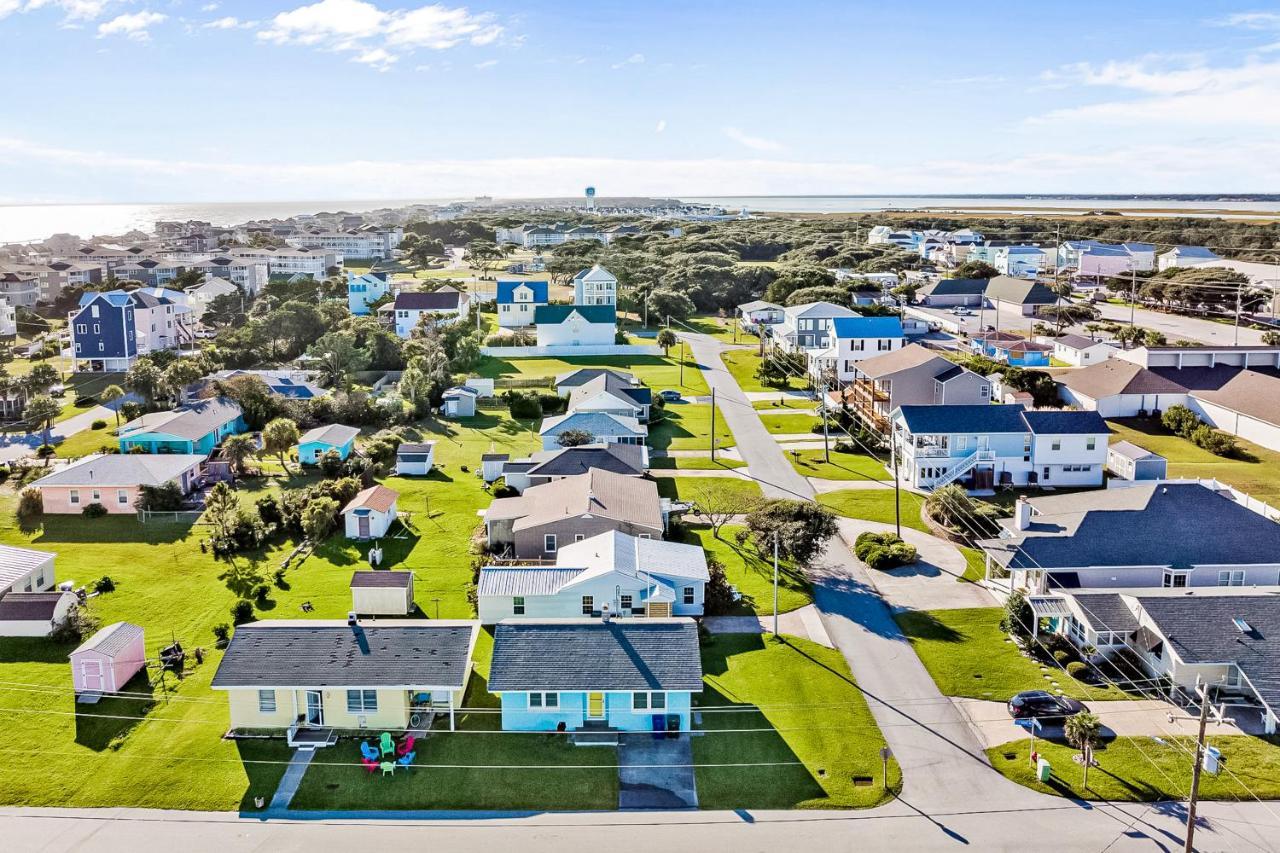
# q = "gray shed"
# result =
<box><xmin>1106</xmin><ymin>441</ymin><xmax>1167</xmax><ymax>481</ymax></box>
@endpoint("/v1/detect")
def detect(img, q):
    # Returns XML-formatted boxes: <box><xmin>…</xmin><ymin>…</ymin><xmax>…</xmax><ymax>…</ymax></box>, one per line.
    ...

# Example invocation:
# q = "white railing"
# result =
<box><xmin>925</xmin><ymin>448</ymin><xmax>997</xmax><ymax>489</ymax></box>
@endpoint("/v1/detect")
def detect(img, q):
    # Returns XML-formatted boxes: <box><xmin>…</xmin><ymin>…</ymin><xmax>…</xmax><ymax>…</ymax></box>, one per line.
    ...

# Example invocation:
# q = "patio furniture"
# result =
<box><xmin>397</xmin><ymin>735</ymin><xmax>416</xmax><ymax>757</ymax></box>
<box><xmin>360</xmin><ymin>741</ymin><xmax>380</xmax><ymax>762</ymax></box>
<box><xmin>379</xmin><ymin>732</ymin><xmax>395</xmax><ymax>756</ymax></box>
<box><xmin>397</xmin><ymin>751</ymin><xmax>415</xmax><ymax>767</ymax></box>
<box><xmin>361</xmin><ymin>757</ymin><xmax>379</xmax><ymax>774</ymax></box>
<box><xmin>380</xmin><ymin>761</ymin><xmax>395</xmax><ymax>777</ymax></box>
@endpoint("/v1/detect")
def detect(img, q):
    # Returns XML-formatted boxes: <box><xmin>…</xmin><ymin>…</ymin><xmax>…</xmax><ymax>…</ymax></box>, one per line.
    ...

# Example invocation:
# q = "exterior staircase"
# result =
<box><xmin>929</xmin><ymin>449</ymin><xmax>996</xmax><ymax>489</ymax></box>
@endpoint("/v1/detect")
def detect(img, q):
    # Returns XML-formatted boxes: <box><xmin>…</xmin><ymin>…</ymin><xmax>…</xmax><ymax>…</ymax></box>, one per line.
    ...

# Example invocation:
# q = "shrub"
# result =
<box><xmin>90</xmin><ymin>419</ymin><xmax>108</xmax><ymax>430</ymax></box>
<box><xmin>51</xmin><ymin>605</ymin><xmax>100</xmax><ymax>644</ymax></box>
<box><xmin>255</xmin><ymin>494</ymin><xmax>282</xmax><ymax>526</ymax></box>
<box><xmin>273</xmin><ymin>567</ymin><xmax>288</xmax><ymax>588</ymax></box>
<box><xmin>93</xmin><ymin>576</ymin><xmax>116</xmax><ymax>593</ymax></box>
<box><xmin>504</xmin><ymin>390</ymin><xmax>543</xmax><ymax>419</ymax></box>
<box><xmin>853</xmin><ymin>531</ymin><xmax>918</xmax><ymax>570</ymax></box>
<box><xmin>138</xmin><ymin>481</ymin><xmax>185</xmax><ymax>512</ymax></box>
<box><xmin>319</xmin><ymin>448</ymin><xmax>344</xmax><ymax>477</ymax></box>
<box><xmin>1000</xmin><ymin>589</ymin><xmax>1035</xmax><ymax>643</ymax></box>
<box><xmin>1161</xmin><ymin>404</ymin><xmax>1201</xmax><ymax>437</ymax></box>
<box><xmin>230</xmin><ymin>600</ymin><xmax>254</xmax><ymax>625</ymax></box>
<box><xmin>1191</xmin><ymin>424</ymin><xmax>1236</xmax><ymax>457</ymax></box>
<box><xmin>1066</xmin><ymin>661</ymin><xmax>1089</xmax><ymax>680</ymax></box>
<box><xmin>82</xmin><ymin>502</ymin><xmax>108</xmax><ymax>518</ymax></box>
<box><xmin>212</xmin><ymin>623</ymin><xmax>231</xmax><ymax>647</ymax></box>
<box><xmin>491</xmin><ymin>483</ymin><xmax>518</xmax><ymax>498</ymax></box>
<box><xmin>252</xmin><ymin>582</ymin><xmax>270</xmax><ymax>602</ymax></box>
<box><xmin>1053</xmin><ymin>650</ymin><xmax>1071</xmax><ymax>666</ymax></box>
<box><xmin>73</xmin><ymin>396</ymin><xmax>96</xmax><ymax>407</ymax></box>
<box><xmin>16</xmin><ymin>487</ymin><xmax>42</xmax><ymax>519</ymax></box>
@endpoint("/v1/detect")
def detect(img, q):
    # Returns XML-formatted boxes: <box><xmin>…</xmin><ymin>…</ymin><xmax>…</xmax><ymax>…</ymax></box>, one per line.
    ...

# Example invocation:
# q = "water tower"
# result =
<box><xmin>585</xmin><ymin>186</ymin><xmax>596</xmax><ymax>210</ymax></box>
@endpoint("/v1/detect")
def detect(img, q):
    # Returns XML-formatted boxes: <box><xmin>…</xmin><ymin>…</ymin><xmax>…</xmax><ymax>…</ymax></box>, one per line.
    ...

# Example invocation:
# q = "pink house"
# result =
<box><xmin>33</xmin><ymin>454</ymin><xmax>206</xmax><ymax>515</ymax></box>
<box><xmin>70</xmin><ymin>622</ymin><xmax>146</xmax><ymax>697</ymax></box>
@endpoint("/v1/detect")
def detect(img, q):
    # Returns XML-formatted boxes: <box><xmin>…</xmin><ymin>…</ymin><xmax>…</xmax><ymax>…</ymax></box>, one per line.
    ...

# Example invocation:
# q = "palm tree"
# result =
<box><xmin>656</xmin><ymin>328</ymin><xmax>677</xmax><ymax>356</ymax></box>
<box><xmin>221</xmin><ymin>433</ymin><xmax>258</xmax><ymax>476</ymax></box>
<box><xmin>100</xmin><ymin>384</ymin><xmax>125</xmax><ymax>429</ymax></box>
<box><xmin>24</xmin><ymin>395</ymin><xmax>61</xmax><ymax>460</ymax></box>
<box><xmin>1064</xmin><ymin>710</ymin><xmax>1102</xmax><ymax>790</ymax></box>
<box><xmin>261</xmin><ymin>417</ymin><xmax>300</xmax><ymax>475</ymax></box>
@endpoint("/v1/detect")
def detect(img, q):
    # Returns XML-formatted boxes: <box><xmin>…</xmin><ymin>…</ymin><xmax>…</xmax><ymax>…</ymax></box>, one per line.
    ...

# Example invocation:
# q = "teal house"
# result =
<box><xmin>117</xmin><ymin>397</ymin><xmax>245</xmax><ymax>455</ymax></box>
<box><xmin>487</xmin><ymin>619</ymin><xmax>702</xmax><ymax>733</ymax></box>
<box><xmin>297</xmin><ymin>423</ymin><xmax>360</xmax><ymax>464</ymax></box>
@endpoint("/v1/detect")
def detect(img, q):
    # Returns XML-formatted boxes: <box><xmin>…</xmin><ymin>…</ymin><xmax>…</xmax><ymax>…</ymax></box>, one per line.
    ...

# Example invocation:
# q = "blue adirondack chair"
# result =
<box><xmin>360</xmin><ymin>741</ymin><xmax>380</xmax><ymax>762</ymax></box>
<box><xmin>397</xmin><ymin>750</ymin><xmax>415</xmax><ymax>768</ymax></box>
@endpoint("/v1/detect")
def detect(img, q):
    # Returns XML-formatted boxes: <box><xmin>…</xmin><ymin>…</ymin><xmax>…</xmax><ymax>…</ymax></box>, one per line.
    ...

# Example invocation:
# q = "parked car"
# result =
<box><xmin>1007</xmin><ymin>690</ymin><xmax>1088</xmax><ymax>721</ymax></box>
<box><xmin>658</xmin><ymin>389</ymin><xmax>683</xmax><ymax>402</ymax></box>
<box><xmin>951</xmin><ymin>307</ymin><xmax>973</xmax><ymax>316</ymax></box>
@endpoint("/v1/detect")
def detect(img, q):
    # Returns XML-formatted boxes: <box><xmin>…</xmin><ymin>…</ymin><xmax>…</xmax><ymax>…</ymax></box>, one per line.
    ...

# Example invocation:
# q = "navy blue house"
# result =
<box><xmin>71</xmin><ymin>291</ymin><xmax>137</xmax><ymax>371</ymax></box>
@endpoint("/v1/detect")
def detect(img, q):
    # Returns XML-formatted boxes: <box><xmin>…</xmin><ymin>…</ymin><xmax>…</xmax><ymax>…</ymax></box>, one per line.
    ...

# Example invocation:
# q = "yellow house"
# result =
<box><xmin>211</xmin><ymin>619</ymin><xmax>478</xmax><ymax>748</ymax></box>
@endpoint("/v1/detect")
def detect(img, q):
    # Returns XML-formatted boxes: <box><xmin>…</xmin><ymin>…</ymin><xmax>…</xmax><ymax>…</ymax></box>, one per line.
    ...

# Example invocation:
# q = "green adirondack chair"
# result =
<box><xmin>379</xmin><ymin>732</ymin><xmax>395</xmax><ymax>756</ymax></box>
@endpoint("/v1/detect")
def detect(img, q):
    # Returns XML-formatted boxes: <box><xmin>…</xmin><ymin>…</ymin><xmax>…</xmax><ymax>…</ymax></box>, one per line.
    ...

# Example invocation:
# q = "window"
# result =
<box><xmin>620</xmin><ymin>594</ymin><xmax>633</xmax><ymax>611</ymax></box>
<box><xmin>581</xmin><ymin>595</ymin><xmax>594</xmax><ymax>615</ymax></box>
<box><xmin>528</xmin><ymin>691</ymin><xmax>559</xmax><ymax>708</ymax></box>
<box><xmin>117</xmin><ymin>489</ymin><xmax>129</xmax><ymax>505</ymax></box>
<box><xmin>1162</xmin><ymin>569</ymin><xmax>1190</xmax><ymax>588</ymax></box>
<box><xmin>512</xmin><ymin>596</ymin><xmax>525</xmax><ymax>615</ymax></box>
<box><xmin>544</xmin><ymin>534</ymin><xmax>557</xmax><ymax>553</ymax></box>
<box><xmin>574</xmin><ymin>534</ymin><xmax>585</xmax><ymax>542</ymax></box>
<box><xmin>91</xmin><ymin>490</ymin><xmax>100</xmax><ymax>502</ymax></box>
<box><xmin>346</xmin><ymin>689</ymin><xmax>378</xmax><ymax>713</ymax></box>
<box><xmin>76</xmin><ymin>323</ymin><xmax>86</xmax><ymax>334</ymax></box>
<box><xmin>1086</xmin><ymin>437</ymin><xmax>1097</xmax><ymax>450</ymax></box>
<box><xmin>1218</xmin><ymin>570</ymin><xmax>1245</xmax><ymax>587</ymax></box>
<box><xmin>683</xmin><ymin>587</ymin><xmax>695</xmax><ymax>605</ymax></box>
<box><xmin>637</xmin><ymin>533</ymin><xmax>651</xmax><ymax>539</ymax></box>
<box><xmin>632</xmin><ymin>692</ymin><xmax>666</xmax><ymax>711</ymax></box>
<box><xmin>1051</xmin><ymin>439</ymin><xmax>1062</xmax><ymax>451</ymax></box>
<box><xmin>69</xmin><ymin>489</ymin><xmax>80</xmax><ymax>505</ymax></box>
<box><xmin>258</xmin><ymin>690</ymin><xmax>276</xmax><ymax>713</ymax></box>
<box><xmin>980</xmin><ymin>385</ymin><xmax>990</xmax><ymax>398</ymax></box>
<box><xmin>1095</xmin><ymin>631</ymin><xmax>1124</xmax><ymax>646</ymax></box>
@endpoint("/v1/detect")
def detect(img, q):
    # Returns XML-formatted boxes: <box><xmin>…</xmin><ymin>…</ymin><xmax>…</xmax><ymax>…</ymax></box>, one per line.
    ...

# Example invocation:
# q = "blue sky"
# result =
<box><xmin>2</xmin><ymin>0</ymin><xmax>1280</xmax><ymax>201</ymax></box>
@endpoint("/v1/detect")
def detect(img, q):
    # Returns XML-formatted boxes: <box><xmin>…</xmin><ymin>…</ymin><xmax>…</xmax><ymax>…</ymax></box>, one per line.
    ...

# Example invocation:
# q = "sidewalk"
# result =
<box><xmin>703</xmin><ymin>604</ymin><xmax>835</xmax><ymax>648</ymax></box>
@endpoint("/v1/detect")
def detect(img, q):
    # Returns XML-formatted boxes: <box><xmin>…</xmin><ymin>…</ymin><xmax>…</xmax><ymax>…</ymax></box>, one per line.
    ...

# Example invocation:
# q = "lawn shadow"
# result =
<box><xmin>30</xmin><ymin>514</ymin><xmax>191</xmax><ymax>545</ymax></box>
<box><xmin>235</xmin><ymin>738</ymin><xmax>295</xmax><ymax>813</ymax></box>
<box><xmin>0</xmin><ymin>636</ymin><xmax>76</xmax><ymax>664</ymax></box>
<box><xmin>75</xmin><ymin>670</ymin><xmax>155</xmax><ymax>751</ymax></box>
<box><xmin>894</xmin><ymin>609</ymin><xmax>968</xmax><ymax>643</ymax></box>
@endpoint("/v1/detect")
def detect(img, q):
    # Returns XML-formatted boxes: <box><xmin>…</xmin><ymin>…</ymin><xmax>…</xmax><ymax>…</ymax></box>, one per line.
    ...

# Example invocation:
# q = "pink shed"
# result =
<box><xmin>69</xmin><ymin>622</ymin><xmax>146</xmax><ymax>696</ymax></box>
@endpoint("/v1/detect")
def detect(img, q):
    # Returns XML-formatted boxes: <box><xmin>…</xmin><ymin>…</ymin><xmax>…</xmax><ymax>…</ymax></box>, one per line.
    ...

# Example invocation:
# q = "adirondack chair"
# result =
<box><xmin>379</xmin><ymin>732</ymin><xmax>395</xmax><ymax>756</ymax></box>
<box><xmin>380</xmin><ymin>761</ymin><xmax>395</xmax><ymax>777</ymax></box>
<box><xmin>397</xmin><ymin>735</ymin><xmax>416</xmax><ymax>757</ymax></box>
<box><xmin>397</xmin><ymin>750</ymin><xmax>415</xmax><ymax>768</ymax></box>
<box><xmin>360</xmin><ymin>741</ymin><xmax>380</xmax><ymax>762</ymax></box>
<box><xmin>361</xmin><ymin>757</ymin><xmax>379</xmax><ymax>774</ymax></box>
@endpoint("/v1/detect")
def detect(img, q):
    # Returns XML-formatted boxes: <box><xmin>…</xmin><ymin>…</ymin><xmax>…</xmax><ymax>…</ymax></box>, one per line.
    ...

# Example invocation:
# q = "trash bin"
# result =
<box><xmin>652</xmin><ymin>715</ymin><xmax>666</xmax><ymax>741</ymax></box>
<box><xmin>666</xmin><ymin>714</ymin><xmax>681</xmax><ymax>739</ymax></box>
<box><xmin>1203</xmin><ymin>746</ymin><xmax>1221</xmax><ymax>775</ymax></box>
<box><xmin>1036</xmin><ymin>757</ymin><xmax>1052</xmax><ymax>783</ymax></box>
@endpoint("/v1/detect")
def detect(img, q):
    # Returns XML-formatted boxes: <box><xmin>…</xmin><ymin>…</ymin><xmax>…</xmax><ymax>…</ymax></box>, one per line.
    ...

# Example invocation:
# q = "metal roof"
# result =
<box><xmin>0</xmin><ymin>543</ymin><xmax>56</xmax><ymax>589</ymax></box>
<box><xmin>71</xmin><ymin>622</ymin><xmax>144</xmax><ymax>658</ymax></box>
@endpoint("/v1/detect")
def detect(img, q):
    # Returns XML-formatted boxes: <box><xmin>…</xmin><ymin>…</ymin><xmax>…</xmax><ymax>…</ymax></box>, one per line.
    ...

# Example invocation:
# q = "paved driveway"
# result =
<box><xmin>836</xmin><ymin>518</ymin><xmax>996</xmax><ymax>611</ymax></box>
<box><xmin>703</xmin><ymin>604</ymin><xmax>834</xmax><ymax>647</ymax></box>
<box><xmin>618</xmin><ymin>734</ymin><xmax>697</xmax><ymax>810</ymax></box>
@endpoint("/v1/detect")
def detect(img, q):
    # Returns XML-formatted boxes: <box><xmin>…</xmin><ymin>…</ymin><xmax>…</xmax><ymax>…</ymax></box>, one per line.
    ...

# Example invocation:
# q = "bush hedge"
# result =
<box><xmin>853</xmin><ymin>530</ymin><xmax>918</xmax><ymax>570</ymax></box>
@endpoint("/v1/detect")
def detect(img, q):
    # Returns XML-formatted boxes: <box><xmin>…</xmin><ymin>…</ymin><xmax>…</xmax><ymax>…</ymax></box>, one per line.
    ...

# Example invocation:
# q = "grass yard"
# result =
<box><xmin>290</xmin><ymin>632</ymin><xmax>617</xmax><ymax>811</ymax></box>
<box><xmin>788</xmin><ymin>448</ymin><xmax>890</xmax><ymax>482</ymax></box>
<box><xmin>649</xmin><ymin>456</ymin><xmax>746</xmax><ymax>470</ymax></box>
<box><xmin>757</xmin><ymin>410</ymin><xmax>820</xmax><ymax>436</ymax></box>
<box><xmin>475</xmin><ymin>353</ymin><xmax>710</xmax><ymax>396</ymax></box>
<box><xmin>695</xmin><ymin>634</ymin><xmax>900</xmax><ymax>809</ymax></box>
<box><xmin>894</xmin><ymin>608</ymin><xmax>1132</xmax><ymax>701</ymax></box>
<box><xmin>721</xmin><ymin>348</ymin><xmax>807</xmax><ymax>394</ymax></box>
<box><xmin>655</xmin><ymin>476</ymin><xmax>763</xmax><ymax>507</ymax></box>
<box><xmin>988</xmin><ymin>736</ymin><xmax>1280</xmax><ymax>802</ymax></box>
<box><xmin>678</xmin><ymin>524</ymin><xmax>812</xmax><ymax>614</ymax></box>
<box><xmin>958</xmin><ymin>546</ymin><xmax>987</xmax><ymax>583</ymax></box>
<box><xmin>648</xmin><ymin>403</ymin><xmax>735</xmax><ymax>451</ymax></box>
<box><xmin>682</xmin><ymin>315</ymin><xmax>751</xmax><ymax>344</ymax></box>
<box><xmin>818</xmin><ymin>488</ymin><xmax>928</xmax><ymax>532</ymax></box>
<box><xmin>1109</xmin><ymin>417</ymin><xmax>1280</xmax><ymax>504</ymax></box>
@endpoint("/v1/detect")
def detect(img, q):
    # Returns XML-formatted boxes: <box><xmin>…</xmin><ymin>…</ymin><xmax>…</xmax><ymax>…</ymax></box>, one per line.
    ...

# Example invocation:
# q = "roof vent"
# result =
<box><xmin>1232</xmin><ymin>618</ymin><xmax>1252</xmax><ymax>633</ymax></box>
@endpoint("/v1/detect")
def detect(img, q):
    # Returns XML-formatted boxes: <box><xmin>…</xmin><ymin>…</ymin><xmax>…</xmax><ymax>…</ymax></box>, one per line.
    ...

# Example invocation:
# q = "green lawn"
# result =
<box><xmin>757</xmin><ymin>411</ymin><xmax>820</xmax><ymax>435</ymax></box>
<box><xmin>51</xmin><ymin>420</ymin><xmax>119</xmax><ymax>458</ymax></box>
<box><xmin>475</xmin><ymin>353</ymin><xmax>710</xmax><ymax>396</ymax></box>
<box><xmin>894</xmin><ymin>608</ymin><xmax>1132</xmax><ymax>701</ymax></box>
<box><xmin>648</xmin><ymin>403</ymin><xmax>735</xmax><ymax>451</ymax></box>
<box><xmin>721</xmin><ymin>348</ymin><xmax>806</xmax><ymax>393</ymax></box>
<box><xmin>678</xmin><ymin>524</ymin><xmax>812</xmax><ymax>614</ymax></box>
<box><xmin>695</xmin><ymin>634</ymin><xmax>900</xmax><ymax>809</ymax></box>
<box><xmin>1109</xmin><ymin>417</ymin><xmax>1280</xmax><ymax>504</ymax></box>
<box><xmin>650</xmin><ymin>456</ymin><xmax>746</xmax><ymax>470</ymax></box>
<box><xmin>788</xmin><ymin>448</ymin><xmax>891</xmax><ymax>482</ymax></box>
<box><xmin>681</xmin><ymin>315</ymin><xmax>751</xmax><ymax>343</ymax></box>
<box><xmin>958</xmin><ymin>546</ymin><xmax>987</xmax><ymax>583</ymax></box>
<box><xmin>0</xmin><ymin>412</ymin><xmax>542</xmax><ymax>809</ymax></box>
<box><xmin>988</xmin><ymin>736</ymin><xmax>1280</xmax><ymax>801</ymax></box>
<box><xmin>818</xmin><ymin>488</ymin><xmax>928</xmax><ymax>532</ymax></box>
<box><xmin>655</xmin><ymin>476</ymin><xmax>763</xmax><ymax>507</ymax></box>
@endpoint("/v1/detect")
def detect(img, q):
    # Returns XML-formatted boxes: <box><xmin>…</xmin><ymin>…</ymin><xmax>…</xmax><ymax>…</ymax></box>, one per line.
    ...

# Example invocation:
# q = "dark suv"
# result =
<box><xmin>1007</xmin><ymin>690</ymin><xmax>1088</xmax><ymax>721</ymax></box>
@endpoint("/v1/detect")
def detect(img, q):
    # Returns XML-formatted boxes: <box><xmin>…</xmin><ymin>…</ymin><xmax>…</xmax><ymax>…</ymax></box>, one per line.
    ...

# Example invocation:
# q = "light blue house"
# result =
<box><xmin>989</xmin><ymin>339</ymin><xmax>1053</xmax><ymax>367</ymax></box>
<box><xmin>297</xmin><ymin>423</ymin><xmax>360</xmax><ymax>464</ymax></box>
<box><xmin>995</xmin><ymin>245</ymin><xmax>1047</xmax><ymax>278</ymax></box>
<box><xmin>538</xmin><ymin>411</ymin><xmax>647</xmax><ymax>451</ymax></box>
<box><xmin>347</xmin><ymin>272</ymin><xmax>390</xmax><ymax>315</ymax></box>
<box><xmin>117</xmin><ymin>397</ymin><xmax>246</xmax><ymax>455</ymax></box>
<box><xmin>487</xmin><ymin>619</ymin><xmax>703</xmax><ymax>733</ymax></box>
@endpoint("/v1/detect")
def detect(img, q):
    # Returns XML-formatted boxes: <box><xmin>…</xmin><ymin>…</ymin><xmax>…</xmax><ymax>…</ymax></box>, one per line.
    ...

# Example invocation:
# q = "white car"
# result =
<box><xmin>951</xmin><ymin>307</ymin><xmax>973</xmax><ymax>316</ymax></box>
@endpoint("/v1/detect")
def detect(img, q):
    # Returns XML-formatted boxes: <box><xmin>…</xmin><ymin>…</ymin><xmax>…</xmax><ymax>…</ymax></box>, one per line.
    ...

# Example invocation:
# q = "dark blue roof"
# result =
<box><xmin>496</xmin><ymin>280</ymin><xmax>549</xmax><ymax>304</ymax></box>
<box><xmin>1021</xmin><ymin>410</ymin><xmax>1110</xmax><ymax>435</ymax></box>
<box><xmin>896</xmin><ymin>404</ymin><xmax>1028</xmax><ymax>434</ymax></box>
<box><xmin>831</xmin><ymin>316</ymin><xmax>905</xmax><ymax>339</ymax></box>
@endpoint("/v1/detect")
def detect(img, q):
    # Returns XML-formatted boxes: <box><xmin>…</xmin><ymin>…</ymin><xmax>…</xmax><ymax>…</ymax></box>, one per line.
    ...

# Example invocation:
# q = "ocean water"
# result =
<box><xmin>3</xmin><ymin>195</ymin><xmax>1280</xmax><ymax>244</ymax></box>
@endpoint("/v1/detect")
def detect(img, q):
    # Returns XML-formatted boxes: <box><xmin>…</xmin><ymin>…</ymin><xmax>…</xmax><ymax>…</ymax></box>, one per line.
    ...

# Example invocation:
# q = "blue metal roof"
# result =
<box><xmin>496</xmin><ymin>280</ymin><xmax>549</xmax><ymax>304</ymax></box>
<box><xmin>79</xmin><ymin>290</ymin><xmax>132</xmax><ymax>308</ymax></box>
<box><xmin>1170</xmin><ymin>246</ymin><xmax>1219</xmax><ymax>258</ymax></box>
<box><xmin>831</xmin><ymin>316</ymin><xmax>905</xmax><ymax>339</ymax></box>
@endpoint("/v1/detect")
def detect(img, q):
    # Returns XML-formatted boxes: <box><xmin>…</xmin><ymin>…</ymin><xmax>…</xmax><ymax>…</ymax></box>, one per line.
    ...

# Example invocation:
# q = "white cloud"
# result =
<box><xmin>1215</xmin><ymin>11</ymin><xmax>1280</xmax><ymax>29</ymax></box>
<box><xmin>1030</xmin><ymin>54</ymin><xmax>1280</xmax><ymax>127</ymax></box>
<box><xmin>655</xmin><ymin>119</ymin><xmax>666</xmax><ymax>133</ymax></box>
<box><xmin>353</xmin><ymin>47</ymin><xmax>396</xmax><ymax>70</ymax></box>
<box><xmin>474</xmin><ymin>58</ymin><xmax>497</xmax><ymax>69</ymax></box>
<box><xmin>201</xmin><ymin>2</ymin><xmax>219</xmax><ymax>10</ymax></box>
<box><xmin>258</xmin><ymin>0</ymin><xmax>504</xmax><ymax>65</ymax></box>
<box><xmin>203</xmin><ymin>16</ymin><xmax>248</xmax><ymax>29</ymax></box>
<box><xmin>610</xmin><ymin>52</ymin><xmax>643</xmax><ymax>69</ymax></box>
<box><xmin>723</xmin><ymin>126</ymin><xmax>782</xmax><ymax>152</ymax></box>
<box><xmin>5</xmin><ymin>0</ymin><xmax>112</xmax><ymax>21</ymax></box>
<box><xmin>96</xmin><ymin>10</ymin><xmax>165</xmax><ymax>41</ymax></box>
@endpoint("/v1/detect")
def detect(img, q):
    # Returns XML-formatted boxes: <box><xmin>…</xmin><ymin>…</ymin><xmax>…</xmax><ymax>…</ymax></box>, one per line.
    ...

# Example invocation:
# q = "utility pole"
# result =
<box><xmin>1234</xmin><ymin>285</ymin><xmax>1242</xmax><ymax>346</ymax></box>
<box><xmin>1130</xmin><ymin>269</ymin><xmax>1137</xmax><ymax>327</ymax></box>
<box><xmin>891</xmin><ymin>434</ymin><xmax>902</xmax><ymax>539</ymax></box>
<box><xmin>822</xmin><ymin>385</ymin><xmax>831</xmax><ymax>463</ymax></box>
<box><xmin>772</xmin><ymin>533</ymin><xmax>779</xmax><ymax>638</ymax></box>
<box><xmin>1169</xmin><ymin>678</ymin><xmax>1234</xmax><ymax>853</ymax></box>
<box><xmin>679</xmin><ymin>338</ymin><xmax>685</xmax><ymax>387</ymax></box>
<box><xmin>709</xmin><ymin>387</ymin><xmax>717</xmax><ymax>462</ymax></box>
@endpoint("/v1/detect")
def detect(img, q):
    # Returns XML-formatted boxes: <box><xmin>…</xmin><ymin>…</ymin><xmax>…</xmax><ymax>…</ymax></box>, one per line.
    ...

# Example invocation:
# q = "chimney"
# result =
<box><xmin>1014</xmin><ymin>498</ymin><xmax>1032</xmax><ymax>531</ymax></box>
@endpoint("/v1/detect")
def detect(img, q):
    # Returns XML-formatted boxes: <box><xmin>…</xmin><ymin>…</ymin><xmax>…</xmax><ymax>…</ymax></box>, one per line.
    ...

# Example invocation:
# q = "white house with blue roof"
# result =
<box><xmin>487</xmin><ymin>618</ymin><xmax>703</xmax><ymax>733</ymax></box>
<box><xmin>476</xmin><ymin>530</ymin><xmax>709</xmax><ymax>624</ymax></box>
<box><xmin>346</xmin><ymin>271</ymin><xmax>390</xmax><ymax>315</ymax></box>
<box><xmin>890</xmin><ymin>404</ymin><xmax>1109</xmax><ymax>490</ymax></box>
<box><xmin>538</xmin><ymin>411</ymin><xmax>646</xmax><ymax>450</ymax></box>
<box><xmin>496</xmin><ymin>280</ymin><xmax>549</xmax><ymax>328</ymax></box>
<box><xmin>809</xmin><ymin>316</ymin><xmax>905</xmax><ymax>383</ymax></box>
<box><xmin>994</xmin><ymin>245</ymin><xmax>1047</xmax><ymax>278</ymax></box>
<box><xmin>1158</xmin><ymin>245</ymin><xmax>1222</xmax><ymax>271</ymax></box>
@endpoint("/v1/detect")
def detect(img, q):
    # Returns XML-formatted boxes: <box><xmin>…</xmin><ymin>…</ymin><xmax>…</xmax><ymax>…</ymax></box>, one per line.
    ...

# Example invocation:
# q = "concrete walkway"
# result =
<box><xmin>618</xmin><ymin>734</ymin><xmax>698</xmax><ymax>810</ymax></box>
<box><xmin>703</xmin><ymin>604</ymin><xmax>835</xmax><ymax>648</ymax></box>
<box><xmin>267</xmin><ymin>749</ymin><xmax>315</xmax><ymax>811</ymax></box>
<box><xmin>953</xmin><ymin>698</ymin><xmax>1255</xmax><ymax>750</ymax></box>
<box><xmin>648</xmin><ymin>468</ymin><xmax>753</xmax><ymax>479</ymax></box>
<box><xmin>744</xmin><ymin>390</ymin><xmax>814</xmax><ymax>402</ymax></box>
<box><xmin>835</xmin><ymin>517</ymin><xmax>996</xmax><ymax>612</ymax></box>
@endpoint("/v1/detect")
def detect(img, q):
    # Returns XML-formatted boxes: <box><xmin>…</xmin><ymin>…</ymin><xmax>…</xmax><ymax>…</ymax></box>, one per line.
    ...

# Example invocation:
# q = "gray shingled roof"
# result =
<box><xmin>211</xmin><ymin>621</ymin><xmax>475</xmax><ymax>689</ymax></box>
<box><xmin>0</xmin><ymin>543</ymin><xmax>55</xmax><ymax>589</ymax></box>
<box><xmin>488</xmin><ymin>619</ymin><xmax>703</xmax><ymax>692</ymax></box>
<box><xmin>350</xmin><ymin>571</ymin><xmax>412</xmax><ymax>588</ymax></box>
<box><xmin>33</xmin><ymin>454</ymin><xmax>207</xmax><ymax>489</ymax></box>
<box><xmin>1070</xmin><ymin>593</ymin><xmax>1139</xmax><ymax>633</ymax></box>
<box><xmin>298</xmin><ymin>424</ymin><xmax>360</xmax><ymax>447</ymax></box>
<box><xmin>117</xmin><ymin>397</ymin><xmax>243</xmax><ymax>442</ymax></box>
<box><xmin>0</xmin><ymin>591</ymin><xmax>68</xmax><ymax>622</ymax></box>
<box><xmin>524</xmin><ymin>444</ymin><xmax>646</xmax><ymax>478</ymax></box>
<box><xmin>71</xmin><ymin>622</ymin><xmax>144</xmax><ymax>658</ymax></box>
